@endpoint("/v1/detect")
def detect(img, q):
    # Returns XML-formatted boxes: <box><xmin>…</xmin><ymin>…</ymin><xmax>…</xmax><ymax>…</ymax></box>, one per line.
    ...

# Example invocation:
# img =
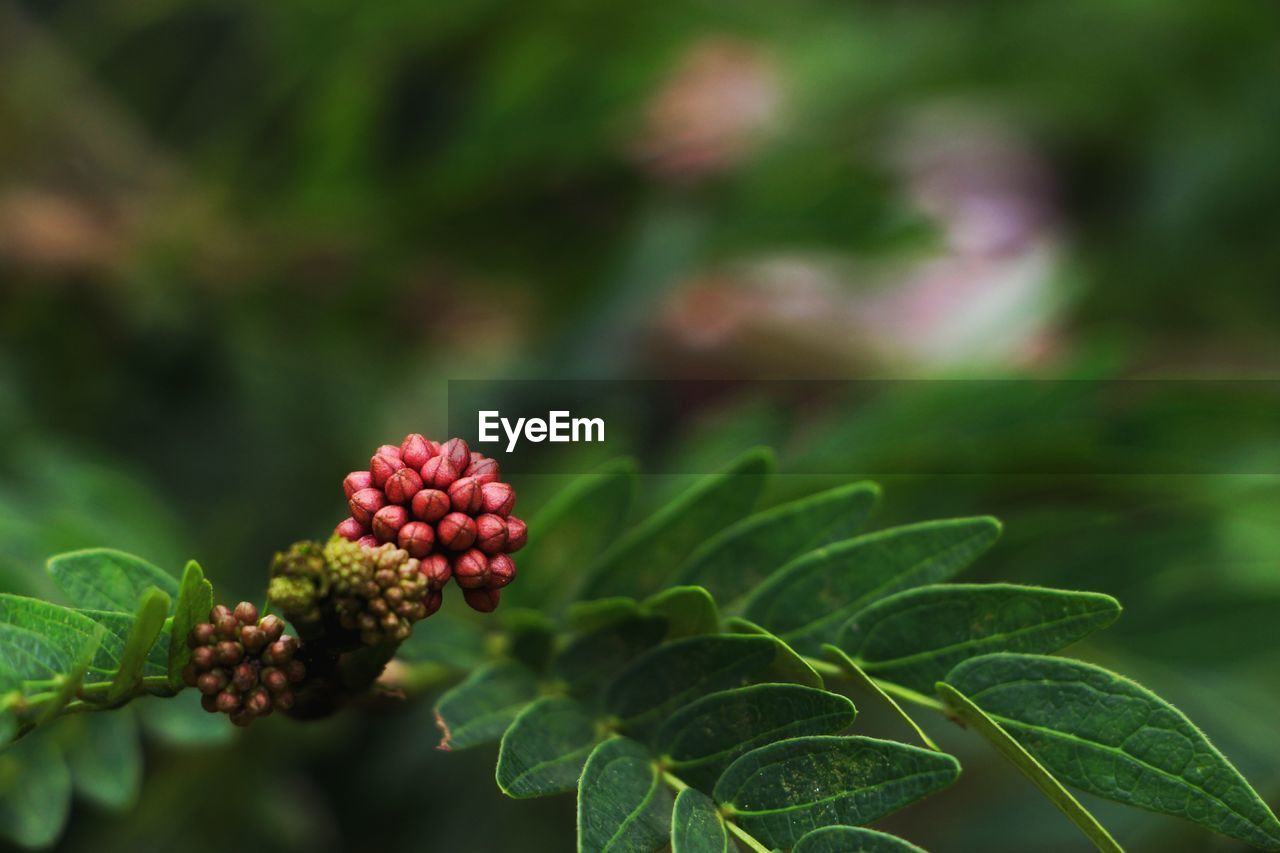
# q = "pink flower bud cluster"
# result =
<box><xmin>335</xmin><ymin>434</ymin><xmax>525</xmax><ymax>612</ymax></box>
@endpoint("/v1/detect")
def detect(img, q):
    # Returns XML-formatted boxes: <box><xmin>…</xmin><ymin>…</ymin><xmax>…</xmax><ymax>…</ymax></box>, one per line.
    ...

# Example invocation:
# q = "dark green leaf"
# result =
<box><xmin>579</xmin><ymin>449</ymin><xmax>773</xmax><ymax>600</ymax></box>
<box><xmin>945</xmin><ymin>653</ymin><xmax>1280</xmax><ymax>850</ymax></box>
<box><xmin>502</xmin><ymin>609</ymin><xmax>560</xmax><ymax>672</ymax></box>
<box><xmin>67</xmin><ymin>710</ymin><xmax>143</xmax><ymax>811</ymax></box>
<box><xmin>822</xmin><ymin>646</ymin><xmax>938</xmax><ymax>752</ymax></box>
<box><xmin>569</xmin><ymin>598</ymin><xmax>644</xmax><ymax>633</ymax></box>
<box><xmin>678</xmin><ymin>482</ymin><xmax>881</xmax><ymax>606</ymax></box>
<box><xmin>435</xmin><ymin>662</ymin><xmax>540</xmax><ymax>751</ymax></box>
<box><xmin>168</xmin><ymin>560</ymin><xmax>213</xmax><ymax>689</ymax></box>
<box><xmin>671</xmin><ymin>788</ymin><xmax>730</xmax><ymax>853</ymax></box>
<box><xmin>793</xmin><ymin>826</ymin><xmax>927</xmax><ymax>853</ymax></box>
<box><xmin>553</xmin><ymin>616</ymin><xmax>668</xmax><ymax>703</ymax></box>
<box><xmin>108</xmin><ymin>588</ymin><xmax>170</xmax><ymax>701</ymax></box>
<box><xmin>840</xmin><ymin>584</ymin><xmax>1121</xmax><ymax>693</ymax></box>
<box><xmin>604</xmin><ymin>636</ymin><xmax>777</xmax><ymax>738</ymax></box>
<box><xmin>714</xmin><ymin>736</ymin><xmax>960</xmax><ymax>848</ymax></box>
<box><xmin>724</xmin><ymin>618</ymin><xmax>823</xmax><ymax>688</ymax></box>
<box><xmin>577</xmin><ymin>737</ymin><xmax>673</xmax><ymax>853</ymax></box>
<box><xmin>0</xmin><ymin>731</ymin><xmax>71</xmax><ymax>848</ymax></box>
<box><xmin>743</xmin><ymin>518</ymin><xmax>1002</xmax><ymax>655</ymax></box>
<box><xmin>655</xmin><ymin>684</ymin><xmax>856</xmax><ymax>790</ymax></box>
<box><xmin>643</xmin><ymin>587</ymin><xmax>718</xmax><ymax>639</ymax></box>
<box><xmin>497</xmin><ymin>697</ymin><xmax>602</xmax><ymax>798</ymax></box>
<box><xmin>0</xmin><ymin>594</ymin><xmax>108</xmax><ymax>688</ymax></box>
<box><xmin>46</xmin><ymin>549</ymin><xmax>178</xmax><ymax>613</ymax></box>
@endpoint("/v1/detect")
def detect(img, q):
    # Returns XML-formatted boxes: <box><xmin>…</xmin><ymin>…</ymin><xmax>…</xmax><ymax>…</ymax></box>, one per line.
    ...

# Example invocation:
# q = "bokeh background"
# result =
<box><xmin>2</xmin><ymin>0</ymin><xmax>1279</xmax><ymax>850</ymax></box>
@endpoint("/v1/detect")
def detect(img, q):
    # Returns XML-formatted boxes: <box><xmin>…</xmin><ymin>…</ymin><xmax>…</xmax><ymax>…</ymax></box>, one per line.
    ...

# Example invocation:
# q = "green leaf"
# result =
<box><xmin>136</xmin><ymin>691</ymin><xmax>234</xmax><ymax>746</ymax></box>
<box><xmin>577</xmin><ymin>737</ymin><xmax>673</xmax><ymax>853</ymax></box>
<box><xmin>840</xmin><ymin>584</ymin><xmax>1121</xmax><ymax>693</ymax></box>
<box><xmin>46</xmin><ymin>549</ymin><xmax>178</xmax><ymax>613</ymax></box>
<box><xmin>553</xmin><ymin>616</ymin><xmax>668</xmax><ymax>703</ymax></box>
<box><xmin>945</xmin><ymin>653</ymin><xmax>1280</xmax><ymax>850</ymax></box>
<box><xmin>714</xmin><ymin>736</ymin><xmax>960</xmax><ymax>848</ymax></box>
<box><xmin>498</xmin><ymin>697</ymin><xmax>603</xmax><ymax>798</ymax></box>
<box><xmin>822</xmin><ymin>646</ymin><xmax>938</xmax><ymax>752</ymax></box>
<box><xmin>643</xmin><ymin>586</ymin><xmax>718</xmax><ymax>639</ymax></box>
<box><xmin>0</xmin><ymin>731</ymin><xmax>72</xmax><ymax>848</ymax></box>
<box><xmin>168</xmin><ymin>560</ymin><xmax>213</xmax><ymax>689</ymax></box>
<box><xmin>671</xmin><ymin>788</ymin><xmax>730</xmax><ymax>853</ymax></box>
<box><xmin>0</xmin><ymin>594</ymin><xmax>108</xmax><ymax>688</ymax></box>
<box><xmin>678</xmin><ymin>482</ymin><xmax>881</xmax><ymax>606</ymax></box>
<box><xmin>569</xmin><ymin>598</ymin><xmax>644</xmax><ymax>633</ymax></box>
<box><xmin>510</xmin><ymin>459</ymin><xmax>637</xmax><ymax>609</ymax></box>
<box><xmin>742</xmin><ymin>518</ymin><xmax>1002</xmax><ymax>655</ymax></box>
<box><xmin>655</xmin><ymin>684</ymin><xmax>856</xmax><ymax>790</ymax></box>
<box><xmin>67</xmin><ymin>710</ymin><xmax>143</xmax><ymax>811</ymax></box>
<box><xmin>75</xmin><ymin>611</ymin><xmax>169</xmax><ymax>684</ymax></box>
<box><xmin>502</xmin><ymin>609</ymin><xmax>560</xmax><ymax>672</ymax></box>
<box><xmin>108</xmin><ymin>588</ymin><xmax>170</xmax><ymax>701</ymax></box>
<box><xmin>935</xmin><ymin>681</ymin><xmax>1121</xmax><ymax>853</ymax></box>
<box><xmin>579</xmin><ymin>449</ymin><xmax>774</xmax><ymax>600</ymax></box>
<box><xmin>724</xmin><ymin>618</ymin><xmax>823</xmax><ymax>688</ymax></box>
<box><xmin>793</xmin><ymin>826</ymin><xmax>927</xmax><ymax>853</ymax></box>
<box><xmin>435</xmin><ymin>662</ymin><xmax>540</xmax><ymax>751</ymax></box>
<box><xmin>604</xmin><ymin>635</ymin><xmax>777</xmax><ymax>738</ymax></box>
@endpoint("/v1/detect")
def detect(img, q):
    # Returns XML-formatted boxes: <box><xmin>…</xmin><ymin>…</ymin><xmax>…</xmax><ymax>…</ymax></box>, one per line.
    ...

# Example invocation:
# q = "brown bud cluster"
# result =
<box><xmin>334</xmin><ymin>434</ymin><xmax>524</xmax><ymax>612</ymax></box>
<box><xmin>183</xmin><ymin>602</ymin><xmax>305</xmax><ymax>726</ymax></box>
<box><xmin>324</xmin><ymin>537</ymin><xmax>442</xmax><ymax>645</ymax></box>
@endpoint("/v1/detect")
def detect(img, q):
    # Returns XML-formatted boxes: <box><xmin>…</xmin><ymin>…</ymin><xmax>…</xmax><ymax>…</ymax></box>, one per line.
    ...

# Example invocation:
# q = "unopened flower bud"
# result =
<box><xmin>357</xmin><ymin>534</ymin><xmax>378</xmax><ymax>548</ymax></box>
<box><xmin>274</xmin><ymin>691</ymin><xmax>295</xmax><ymax>712</ymax></box>
<box><xmin>263</xmin><ymin>637</ymin><xmax>297</xmax><ymax>666</ymax></box>
<box><xmin>504</xmin><ymin>516</ymin><xmax>528</xmax><ymax>553</ymax></box>
<box><xmin>475</xmin><ymin>513</ymin><xmax>509</xmax><ymax>554</ymax></box>
<box><xmin>419</xmin><ymin>554</ymin><xmax>451</xmax><ymax>590</ymax></box>
<box><xmin>447</xmin><ymin>477</ymin><xmax>483</xmax><ymax>514</ymax></box>
<box><xmin>437</xmin><ymin>512</ymin><xmax>478</xmax><ymax>550</ymax></box>
<box><xmin>384</xmin><ymin>467</ymin><xmax>424</xmax><ymax>504</ymax></box>
<box><xmin>201</xmin><ymin>694</ymin><xmax>218</xmax><ymax>713</ymax></box>
<box><xmin>215</xmin><ymin>615</ymin><xmax>240</xmax><ymax>640</ymax></box>
<box><xmin>370</xmin><ymin>453</ymin><xmax>405</xmax><ymax>488</ymax></box>
<box><xmin>335</xmin><ymin>517</ymin><xmax>366</xmax><ymax>541</ymax></box>
<box><xmin>480</xmin><ymin>481</ymin><xmax>516</xmax><ymax>516</ymax></box>
<box><xmin>262</xmin><ymin>667</ymin><xmax>288</xmax><ymax>693</ymax></box>
<box><xmin>233</xmin><ymin>602</ymin><xmax>259</xmax><ymax>624</ymax></box>
<box><xmin>191</xmin><ymin>646</ymin><xmax>216</xmax><ymax>670</ymax></box>
<box><xmin>375</xmin><ymin>444</ymin><xmax>403</xmax><ymax>462</ymax></box>
<box><xmin>398</xmin><ymin>521</ymin><xmax>435</xmax><ymax>558</ymax></box>
<box><xmin>420</xmin><ymin>456</ymin><xmax>459</xmax><ymax>489</ymax></box>
<box><xmin>229</xmin><ymin>709</ymin><xmax>254</xmax><ymax>727</ymax></box>
<box><xmin>260</xmin><ymin>615</ymin><xmax>286</xmax><ymax>642</ymax></box>
<box><xmin>216</xmin><ymin>690</ymin><xmax>242</xmax><ymax>713</ymax></box>
<box><xmin>240</xmin><ymin>625</ymin><xmax>267</xmax><ymax>653</ymax></box>
<box><xmin>424</xmin><ymin>590</ymin><xmax>444</xmax><ymax>617</ymax></box>
<box><xmin>453</xmin><ymin>549</ymin><xmax>489</xmax><ymax>589</ymax></box>
<box><xmin>197</xmin><ymin>671</ymin><xmax>226</xmax><ymax>695</ymax></box>
<box><xmin>343</xmin><ymin>470</ymin><xmax>374</xmax><ymax>498</ymax></box>
<box><xmin>189</xmin><ymin>623</ymin><xmax>217</xmax><ymax>647</ymax></box>
<box><xmin>411</xmin><ymin>489</ymin><xmax>450</xmax><ymax>522</ymax></box>
<box><xmin>182</xmin><ymin>663</ymin><xmax>199</xmax><ymax>687</ymax></box>
<box><xmin>245</xmin><ymin>688</ymin><xmax>272</xmax><ymax>716</ymax></box>
<box><xmin>439</xmin><ymin>437</ymin><xmax>470</xmax><ymax>471</ymax></box>
<box><xmin>372</xmin><ymin>504</ymin><xmax>409</xmax><ymax>543</ymax></box>
<box><xmin>349</xmin><ymin>488</ymin><xmax>385</xmax><ymax>526</ymax></box>
<box><xmin>232</xmin><ymin>663</ymin><xmax>257</xmax><ymax>693</ymax></box>
<box><xmin>488</xmin><ymin>554</ymin><xmax>517</xmax><ymax>588</ymax></box>
<box><xmin>466</xmin><ymin>455</ymin><xmax>500</xmax><ymax>484</ymax></box>
<box><xmin>211</xmin><ymin>605</ymin><xmax>233</xmax><ymax>623</ymax></box>
<box><xmin>400</xmin><ymin>433</ymin><xmax>433</xmax><ymax>469</ymax></box>
<box><xmin>216</xmin><ymin>641</ymin><xmax>244</xmax><ymax>666</ymax></box>
<box><xmin>463</xmin><ymin>587</ymin><xmax>501</xmax><ymax>613</ymax></box>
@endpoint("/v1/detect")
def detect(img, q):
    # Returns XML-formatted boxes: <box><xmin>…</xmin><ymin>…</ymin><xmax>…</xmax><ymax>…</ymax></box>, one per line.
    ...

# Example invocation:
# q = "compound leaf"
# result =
<box><xmin>553</xmin><ymin>616</ymin><xmax>668</xmax><ymax>705</ymax></box>
<box><xmin>578</xmin><ymin>737</ymin><xmax>673</xmax><ymax>853</ymax></box>
<box><xmin>46</xmin><ymin>549</ymin><xmax>178</xmax><ymax>613</ymax></box>
<box><xmin>498</xmin><ymin>697</ymin><xmax>603</xmax><ymax>798</ymax></box>
<box><xmin>671</xmin><ymin>788</ymin><xmax>730</xmax><ymax>853</ymax></box>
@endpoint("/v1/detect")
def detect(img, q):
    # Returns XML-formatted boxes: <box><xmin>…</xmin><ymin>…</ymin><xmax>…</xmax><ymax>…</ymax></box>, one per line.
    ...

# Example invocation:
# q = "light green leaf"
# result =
<box><xmin>498</xmin><ymin>697</ymin><xmax>603</xmax><ymax>798</ymax></box>
<box><xmin>655</xmin><ymin>684</ymin><xmax>856</xmax><ymax>790</ymax></box>
<box><xmin>108</xmin><ymin>588</ymin><xmax>170</xmax><ymax>702</ymax></box>
<box><xmin>841</xmin><ymin>584</ymin><xmax>1120</xmax><ymax>693</ymax></box>
<box><xmin>509</xmin><ymin>459</ymin><xmax>637</xmax><ymax>609</ymax></box>
<box><xmin>742</xmin><ymin>518</ymin><xmax>1002</xmax><ymax>655</ymax></box>
<box><xmin>579</xmin><ymin>449</ymin><xmax>773</xmax><ymax>600</ymax></box>
<box><xmin>67</xmin><ymin>710</ymin><xmax>143</xmax><ymax>811</ymax></box>
<box><xmin>678</xmin><ymin>482</ymin><xmax>881</xmax><ymax>606</ymax></box>
<box><xmin>0</xmin><ymin>731</ymin><xmax>72</xmax><ymax>848</ymax></box>
<box><xmin>604</xmin><ymin>635</ymin><xmax>777</xmax><ymax>738</ymax></box>
<box><xmin>793</xmin><ymin>826</ymin><xmax>928</xmax><ymax>853</ymax></box>
<box><xmin>946</xmin><ymin>653</ymin><xmax>1280</xmax><ymax>850</ymax></box>
<box><xmin>577</xmin><ymin>737</ymin><xmax>673</xmax><ymax>853</ymax></box>
<box><xmin>75</xmin><ymin>611</ymin><xmax>169</xmax><ymax>684</ymax></box>
<box><xmin>725</xmin><ymin>618</ymin><xmax>823</xmax><ymax>688</ymax></box>
<box><xmin>435</xmin><ymin>662</ymin><xmax>540</xmax><ymax>751</ymax></box>
<box><xmin>643</xmin><ymin>587</ymin><xmax>718</xmax><ymax>639</ymax></box>
<box><xmin>46</xmin><ymin>549</ymin><xmax>178</xmax><ymax>613</ymax></box>
<box><xmin>168</xmin><ymin>560</ymin><xmax>213</xmax><ymax>688</ymax></box>
<box><xmin>553</xmin><ymin>616</ymin><xmax>668</xmax><ymax>704</ymax></box>
<box><xmin>671</xmin><ymin>788</ymin><xmax>730</xmax><ymax>853</ymax></box>
<box><xmin>936</xmin><ymin>681</ymin><xmax>1121</xmax><ymax>853</ymax></box>
<box><xmin>714</xmin><ymin>736</ymin><xmax>961</xmax><ymax>848</ymax></box>
<box><xmin>0</xmin><ymin>594</ymin><xmax>108</xmax><ymax>688</ymax></box>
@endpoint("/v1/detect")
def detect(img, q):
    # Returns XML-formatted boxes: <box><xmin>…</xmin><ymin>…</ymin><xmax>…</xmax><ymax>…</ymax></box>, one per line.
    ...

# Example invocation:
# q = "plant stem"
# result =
<box><xmin>819</xmin><ymin>646</ymin><xmax>940</xmax><ymax>751</ymax></box>
<box><xmin>659</xmin><ymin>769</ymin><xmax>770</xmax><ymax>853</ymax></box>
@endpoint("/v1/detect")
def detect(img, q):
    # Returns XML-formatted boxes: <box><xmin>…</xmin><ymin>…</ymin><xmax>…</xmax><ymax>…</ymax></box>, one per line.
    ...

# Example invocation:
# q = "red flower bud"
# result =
<box><xmin>447</xmin><ymin>477</ymin><xmax>484</xmax><ymax>514</ymax></box>
<box><xmin>216</xmin><ymin>690</ymin><xmax>242</xmax><ymax>713</ymax></box>
<box><xmin>197</xmin><ymin>671</ymin><xmax>226</xmax><ymax>695</ymax></box>
<box><xmin>357</xmin><ymin>534</ymin><xmax>378</xmax><ymax>548</ymax></box>
<box><xmin>475</xmin><ymin>513</ymin><xmax>509</xmax><ymax>554</ymax></box>
<box><xmin>424</xmin><ymin>590</ymin><xmax>444</xmax><ymax>617</ymax></box>
<box><xmin>245</xmin><ymin>688</ymin><xmax>272</xmax><ymax>716</ymax></box>
<box><xmin>480</xmin><ymin>481</ymin><xmax>516</xmax><ymax>516</ymax></box>
<box><xmin>504</xmin><ymin>516</ymin><xmax>528</xmax><ymax>553</ymax></box>
<box><xmin>200</xmin><ymin>694</ymin><xmax>218</xmax><ymax>713</ymax></box>
<box><xmin>488</xmin><ymin>554</ymin><xmax>517</xmax><ymax>588</ymax></box>
<box><xmin>240</xmin><ymin>625</ymin><xmax>267</xmax><ymax>653</ymax></box>
<box><xmin>465</xmin><ymin>455</ymin><xmax>500</xmax><ymax>484</ymax></box>
<box><xmin>343</xmin><ymin>470</ymin><xmax>374</xmax><ymax>498</ymax></box>
<box><xmin>216</xmin><ymin>641</ymin><xmax>244</xmax><ymax>666</ymax></box>
<box><xmin>232</xmin><ymin>663</ymin><xmax>257</xmax><ymax>693</ymax></box>
<box><xmin>211</xmin><ymin>604</ymin><xmax>233</xmax><ymax>623</ymax></box>
<box><xmin>420</xmin><ymin>455</ymin><xmax>459</xmax><ymax>489</ymax></box>
<box><xmin>437</xmin><ymin>512</ymin><xmax>478</xmax><ymax>550</ymax></box>
<box><xmin>398</xmin><ymin>521</ymin><xmax>435</xmax><ymax>558</ymax></box>
<box><xmin>233</xmin><ymin>602</ymin><xmax>259</xmax><ymax>624</ymax></box>
<box><xmin>384</xmin><ymin>467</ymin><xmax>424</xmax><ymax>505</ymax></box>
<box><xmin>191</xmin><ymin>646</ymin><xmax>215</xmax><ymax>670</ymax></box>
<box><xmin>375</xmin><ymin>444</ymin><xmax>403</xmax><ymax>462</ymax></box>
<box><xmin>370</xmin><ymin>453</ymin><xmax>405</xmax><ymax>488</ymax></box>
<box><xmin>453</xmin><ymin>549</ymin><xmax>489</xmax><ymax>589</ymax></box>
<box><xmin>400</xmin><ymin>433</ymin><xmax>433</xmax><ymax>469</ymax></box>
<box><xmin>411</xmin><ymin>488</ymin><xmax>451</xmax><ymax>522</ymax></box>
<box><xmin>439</xmin><ymin>437</ymin><xmax>470</xmax><ymax>471</ymax></box>
<box><xmin>349</xmin><ymin>488</ymin><xmax>385</xmax><ymax>525</ymax></box>
<box><xmin>260</xmin><ymin>615</ymin><xmax>286</xmax><ymax>642</ymax></box>
<box><xmin>215</xmin><ymin>614</ymin><xmax>240</xmax><ymax>640</ymax></box>
<box><xmin>419</xmin><ymin>554</ymin><xmax>451</xmax><ymax>590</ymax></box>
<box><xmin>190</xmin><ymin>623</ymin><xmax>216</xmax><ymax>647</ymax></box>
<box><xmin>335</xmin><ymin>516</ymin><xmax>366</xmax><ymax>541</ymax></box>
<box><xmin>262</xmin><ymin>667</ymin><xmax>288</xmax><ymax>693</ymax></box>
<box><xmin>463</xmin><ymin>587</ymin><xmax>501</xmax><ymax>613</ymax></box>
<box><xmin>372</xmin><ymin>505</ymin><xmax>409</xmax><ymax>543</ymax></box>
